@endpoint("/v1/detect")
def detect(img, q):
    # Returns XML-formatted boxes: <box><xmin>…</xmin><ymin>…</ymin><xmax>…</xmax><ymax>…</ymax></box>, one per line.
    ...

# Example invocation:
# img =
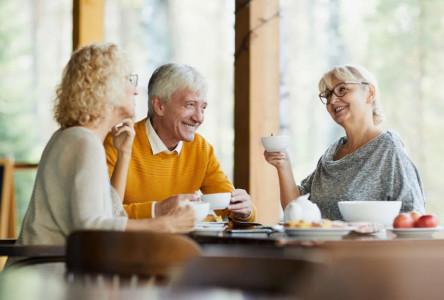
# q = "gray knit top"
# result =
<box><xmin>298</xmin><ymin>131</ymin><xmax>425</xmax><ymax>220</ymax></box>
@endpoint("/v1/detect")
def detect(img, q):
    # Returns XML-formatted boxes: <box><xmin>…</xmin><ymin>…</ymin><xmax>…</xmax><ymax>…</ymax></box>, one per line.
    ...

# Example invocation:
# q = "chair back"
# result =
<box><xmin>0</xmin><ymin>158</ymin><xmax>15</xmax><ymax>239</ymax></box>
<box><xmin>66</xmin><ymin>230</ymin><xmax>201</xmax><ymax>280</ymax></box>
<box><xmin>0</xmin><ymin>159</ymin><xmax>37</xmax><ymax>240</ymax></box>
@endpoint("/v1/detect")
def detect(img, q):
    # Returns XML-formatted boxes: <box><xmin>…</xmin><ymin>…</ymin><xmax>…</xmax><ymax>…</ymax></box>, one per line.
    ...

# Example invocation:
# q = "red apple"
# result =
<box><xmin>409</xmin><ymin>211</ymin><xmax>422</xmax><ymax>223</ymax></box>
<box><xmin>393</xmin><ymin>213</ymin><xmax>414</xmax><ymax>228</ymax></box>
<box><xmin>414</xmin><ymin>215</ymin><xmax>439</xmax><ymax>228</ymax></box>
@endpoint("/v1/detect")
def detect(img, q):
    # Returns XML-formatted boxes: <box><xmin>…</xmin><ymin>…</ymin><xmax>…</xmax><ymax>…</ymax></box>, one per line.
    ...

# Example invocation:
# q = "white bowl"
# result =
<box><xmin>261</xmin><ymin>135</ymin><xmax>290</xmax><ymax>152</ymax></box>
<box><xmin>190</xmin><ymin>202</ymin><xmax>210</xmax><ymax>221</ymax></box>
<box><xmin>201</xmin><ymin>193</ymin><xmax>231</xmax><ymax>210</ymax></box>
<box><xmin>338</xmin><ymin>201</ymin><xmax>402</xmax><ymax>226</ymax></box>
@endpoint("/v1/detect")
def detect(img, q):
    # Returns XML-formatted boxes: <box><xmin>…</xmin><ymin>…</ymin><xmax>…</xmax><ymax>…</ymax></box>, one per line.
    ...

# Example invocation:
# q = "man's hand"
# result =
<box><xmin>112</xmin><ymin>118</ymin><xmax>135</xmax><ymax>156</ymax></box>
<box><xmin>228</xmin><ymin>189</ymin><xmax>252</xmax><ymax>218</ymax></box>
<box><xmin>155</xmin><ymin>193</ymin><xmax>200</xmax><ymax>217</ymax></box>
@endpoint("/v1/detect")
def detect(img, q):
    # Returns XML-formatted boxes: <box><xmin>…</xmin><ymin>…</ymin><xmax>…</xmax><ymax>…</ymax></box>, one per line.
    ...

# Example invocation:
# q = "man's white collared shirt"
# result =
<box><xmin>145</xmin><ymin>118</ymin><xmax>183</xmax><ymax>155</ymax></box>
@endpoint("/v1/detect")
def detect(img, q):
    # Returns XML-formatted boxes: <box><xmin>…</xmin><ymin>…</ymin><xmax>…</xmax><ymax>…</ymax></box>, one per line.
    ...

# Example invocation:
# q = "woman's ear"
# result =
<box><xmin>367</xmin><ymin>85</ymin><xmax>376</xmax><ymax>103</ymax></box>
<box><xmin>152</xmin><ymin>97</ymin><xmax>164</xmax><ymax>116</ymax></box>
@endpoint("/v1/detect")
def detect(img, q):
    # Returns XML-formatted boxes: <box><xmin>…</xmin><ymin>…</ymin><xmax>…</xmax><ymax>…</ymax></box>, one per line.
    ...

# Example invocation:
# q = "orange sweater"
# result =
<box><xmin>104</xmin><ymin>118</ymin><xmax>256</xmax><ymax>221</ymax></box>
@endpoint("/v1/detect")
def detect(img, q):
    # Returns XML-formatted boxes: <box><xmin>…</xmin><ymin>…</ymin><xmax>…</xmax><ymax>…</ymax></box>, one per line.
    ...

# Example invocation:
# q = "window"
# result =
<box><xmin>0</xmin><ymin>0</ymin><xmax>72</xmax><ymax>230</ymax></box>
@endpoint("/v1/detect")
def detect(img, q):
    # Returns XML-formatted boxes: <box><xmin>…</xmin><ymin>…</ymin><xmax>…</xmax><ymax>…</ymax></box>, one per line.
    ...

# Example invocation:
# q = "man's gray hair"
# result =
<box><xmin>147</xmin><ymin>63</ymin><xmax>208</xmax><ymax>118</ymax></box>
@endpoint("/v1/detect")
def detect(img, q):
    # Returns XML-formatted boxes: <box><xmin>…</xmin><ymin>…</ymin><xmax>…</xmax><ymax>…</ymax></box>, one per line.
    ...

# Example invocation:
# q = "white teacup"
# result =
<box><xmin>261</xmin><ymin>135</ymin><xmax>289</xmax><ymax>152</ymax></box>
<box><xmin>201</xmin><ymin>193</ymin><xmax>231</xmax><ymax>210</ymax></box>
<box><xmin>190</xmin><ymin>202</ymin><xmax>210</xmax><ymax>221</ymax></box>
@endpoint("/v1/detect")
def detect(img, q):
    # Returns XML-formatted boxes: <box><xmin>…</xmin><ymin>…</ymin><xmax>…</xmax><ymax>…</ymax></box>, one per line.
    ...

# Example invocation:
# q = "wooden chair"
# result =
<box><xmin>0</xmin><ymin>159</ymin><xmax>38</xmax><ymax>239</ymax></box>
<box><xmin>0</xmin><ymin>159</ymin><xmax>38</xmax><ymax>270</ymax></box>
<box><xmin>65</xmin><ymin>230</ymin><xmax>201</xmax><ymax>286</ymax></box>
<box><xmin>0</xmin><ymin>158</ymin><xmax>16</xmax><ymax>240</ymax></box>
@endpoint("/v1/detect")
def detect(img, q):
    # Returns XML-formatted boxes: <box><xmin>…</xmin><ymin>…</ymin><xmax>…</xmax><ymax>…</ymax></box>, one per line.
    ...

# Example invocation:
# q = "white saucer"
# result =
<box><xmin>195</xmin><ymin>221</ymin><xmax>228</xmax><ymax>228</ymax></box>
<box><xmin>389</xmin><ymin>226</ymin><xmax>442</xmax><ymax>238</ymax></box>
<box><xmin>284</xmin><ymin>227</ymin><xmax>355</xmax><ymax>238</ymax></box>
<box><xmin>193</xmin><ymin>224</ymin><xmax>227</xmax><ymax>234</ymax></box>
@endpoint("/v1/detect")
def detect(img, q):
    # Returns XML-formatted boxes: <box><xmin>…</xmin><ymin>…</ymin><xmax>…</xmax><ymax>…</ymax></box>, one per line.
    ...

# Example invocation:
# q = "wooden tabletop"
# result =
<box><xmin>186</xmin><ymin>230</ymin><xmax>444</xmax><ymax>299</ymax></box>
<box><xmin>2</xmin><ymin>230</ymin><xmax>444</xmax><ymax>300</ymax></box>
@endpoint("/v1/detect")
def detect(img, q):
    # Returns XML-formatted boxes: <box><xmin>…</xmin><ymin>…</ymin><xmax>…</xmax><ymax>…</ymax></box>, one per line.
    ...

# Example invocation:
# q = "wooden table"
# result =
<box><xmin>186</xmin><ymin>228</ymin><xmax>444</xmax><ymax>299</ymax></box>
<box><xmin>2</xmin><ymin>229</ymin><xmax>444</xmax><ymax>299</ymax></box>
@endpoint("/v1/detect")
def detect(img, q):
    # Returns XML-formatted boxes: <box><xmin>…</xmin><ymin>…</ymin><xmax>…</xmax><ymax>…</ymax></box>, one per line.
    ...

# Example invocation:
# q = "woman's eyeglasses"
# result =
<box><xmin>129</xmin><ymin>74</ymin><xmax>138</xmax><ymax>88</ymax></box>
<box><xmin>319</xmin><ymin>81</ymin><xmax>368</xmax><ymax>104</ymax></box>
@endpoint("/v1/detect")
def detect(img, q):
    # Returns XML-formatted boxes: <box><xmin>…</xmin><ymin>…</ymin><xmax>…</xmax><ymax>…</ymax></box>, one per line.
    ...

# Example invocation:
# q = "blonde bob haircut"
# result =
<box><xmin>318</xmin><ymin>65</ymin><xmax>385</xmax><ymax>125</ymax></box>
<box><xmin>147</xmin><ymin>63</ymin><xmax>207</xmax><ymax>119</ymax></box>
<box><xmin>54</xmin><ymin>43</ymin><xmax>130</xmax><ymax>128</ymax></box>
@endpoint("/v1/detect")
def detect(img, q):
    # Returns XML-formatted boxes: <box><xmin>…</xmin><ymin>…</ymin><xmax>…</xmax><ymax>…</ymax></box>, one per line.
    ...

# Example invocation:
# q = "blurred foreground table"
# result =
<box><xmin>187</xmin><ymin>229</ymin><xmax>444</xmax><ymax>299</ymax></box>
<box><xmin>2</xmin><ymin>230</ymin><xmax>444</xmax><ymax>300</ymax></box>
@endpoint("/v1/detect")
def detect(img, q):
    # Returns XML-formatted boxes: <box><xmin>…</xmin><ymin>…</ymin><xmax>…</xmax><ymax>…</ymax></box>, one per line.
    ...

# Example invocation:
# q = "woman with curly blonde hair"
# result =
<box><xmin>8</xmin><ymin>43</ymin><xmax>196</xmax><ymax>268</ymax></box>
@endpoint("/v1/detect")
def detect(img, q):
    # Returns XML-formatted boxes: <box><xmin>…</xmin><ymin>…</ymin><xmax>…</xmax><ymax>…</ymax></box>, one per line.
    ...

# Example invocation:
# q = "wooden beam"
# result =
<box><xmin>234</xmin><ymin>0</ymin><xmax>280</xmax><ymax>224</ymax></box>
<box><xmin>73</xmin><ymin>0</ymin><xmax>104</xmax><ymax>51</ymax></box>
<box><xmin>0</xmin><ymin>158</ymin><xmax>16</xmax><ymax>239</ymax></box>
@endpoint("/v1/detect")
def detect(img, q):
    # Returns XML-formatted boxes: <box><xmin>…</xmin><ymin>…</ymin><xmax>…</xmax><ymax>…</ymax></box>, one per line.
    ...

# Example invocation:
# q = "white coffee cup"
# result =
<box><xmin>201</xmin><ymin>193</ymin><xmax>231</xmax><ymax>210</ymax></box>
<box><xmin>190</xmin><ymin>202</ymin><xmax>210</xmax><ymax>221</ymax></box>
<box><xmin>261</xmin><ymin>135</ymin><xmax>290</xmax><ymax>152</ymax></box>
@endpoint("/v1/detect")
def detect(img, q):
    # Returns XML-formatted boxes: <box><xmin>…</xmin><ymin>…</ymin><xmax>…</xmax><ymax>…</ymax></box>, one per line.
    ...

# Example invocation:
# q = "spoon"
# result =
<box><xmin>227</xmin><ymin>216</ymin><xmax>263</xmax><ymax>227</ymax></box>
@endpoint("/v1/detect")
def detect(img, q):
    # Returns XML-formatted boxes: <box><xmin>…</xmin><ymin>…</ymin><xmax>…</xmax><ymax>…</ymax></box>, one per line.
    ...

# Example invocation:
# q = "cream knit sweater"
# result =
<box><xmin>14</xmin><ymin>127</ymin><xmax>127</xmax><ymax>248</ymax></box>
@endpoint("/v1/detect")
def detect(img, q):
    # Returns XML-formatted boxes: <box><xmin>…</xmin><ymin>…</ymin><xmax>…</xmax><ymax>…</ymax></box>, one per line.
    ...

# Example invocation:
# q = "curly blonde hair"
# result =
<box><xmin>318</xmin><ymin>65</ymin><xmax>385</xmax><ymax>125</ymax></box>
<box><xmin>54</xmin><ymin>43</ymin><xmax>131</xmax><ymax>128</ymax></box>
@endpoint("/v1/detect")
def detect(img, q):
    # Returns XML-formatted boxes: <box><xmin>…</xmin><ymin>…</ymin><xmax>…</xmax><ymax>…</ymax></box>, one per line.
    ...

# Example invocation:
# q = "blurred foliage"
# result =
<box><xmin>0</xmin><ymin>0</ymin><xmax>71</xmax><ymax>233</ymax></box>
<box><xmin>0</xmin><ymin>0</ymin><xmax>37</xmax><ymax>160</ymax></box>
<box><xmin>0</xmin><ymin>0</ymin><xmax>38</xmax><ymax>234</ymax></box>
<box><xmin>366</xmin><ymin>0</ymin><xmax>444</xmax><ymax>217</ymax></box>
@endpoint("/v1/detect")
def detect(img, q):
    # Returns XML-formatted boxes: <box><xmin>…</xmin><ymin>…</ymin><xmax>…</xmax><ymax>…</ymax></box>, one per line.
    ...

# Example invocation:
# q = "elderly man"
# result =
<box><xmin>104</xmin><ymin>63</ymin><xmax>255</xmax><ymax>221</ymax></box>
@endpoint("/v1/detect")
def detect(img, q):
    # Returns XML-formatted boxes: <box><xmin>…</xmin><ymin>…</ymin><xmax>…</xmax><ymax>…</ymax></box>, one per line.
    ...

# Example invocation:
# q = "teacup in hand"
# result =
<box><xmin>201</xmin><ymin>193</ymin><xmax>231</xmax><ymax>210</ymax></box>
<box><xmin>190</xmin><ymin>201</ymin><xmax>210</xmax><ymax>221</ymax></box>
<box><xmin>261</xmin><ymin>135</ymin><xmax>289</xmax><ymax>152</ymax></box>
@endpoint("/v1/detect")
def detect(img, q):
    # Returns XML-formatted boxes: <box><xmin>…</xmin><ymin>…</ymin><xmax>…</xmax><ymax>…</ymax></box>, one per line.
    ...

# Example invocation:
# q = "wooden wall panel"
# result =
<box><xmin>234</xmin><ymin>0</ymin><xmax>280</xmax><ymax>224</ymax></box>
<box><xmin>73</xmin><ymin>0</ymin><xmax>104</xmax><ymax>51</ymax></box>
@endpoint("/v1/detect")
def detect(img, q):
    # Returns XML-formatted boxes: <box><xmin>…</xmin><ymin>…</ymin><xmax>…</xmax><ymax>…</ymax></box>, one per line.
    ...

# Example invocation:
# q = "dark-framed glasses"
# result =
<box><xmin>129</xmin><ymin>74</ymin><xmax>138</xmax><ymax>88</ymax></box>
<box><xmin>319</xmin><ymin>81</ymin><xmax>369</xmax><ymax>104</ymax></box>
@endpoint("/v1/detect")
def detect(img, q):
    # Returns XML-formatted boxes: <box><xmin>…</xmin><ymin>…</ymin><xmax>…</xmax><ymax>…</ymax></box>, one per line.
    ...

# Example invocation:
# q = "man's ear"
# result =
<box><xmin>152</xmin><ymin>97</ymin><xmax>165</xmax><ymax>116</ymax></box>
<box><xmin>367</xmin><ymin>85</ymin><xmax>376</xmax><ymax>103</ymax></box>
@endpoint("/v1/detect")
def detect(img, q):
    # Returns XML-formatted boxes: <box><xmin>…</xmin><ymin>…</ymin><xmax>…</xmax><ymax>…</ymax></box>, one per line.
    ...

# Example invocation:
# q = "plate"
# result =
<box><xmin>195</xmin><ymin>221</ymin><xmax>228</xmax><ymax>228</ymax></box>
<box><xmin>389</xmin><ymin>226</ymin><xmax>442</xmax><ymax>238</ymax></box>
<box><xmin>226</xmin><ymin>228</ymin><xmax>274</xmax><ymax>234</ymax></box>
<box><xmin>284</xmin><ymin>227</ymin><xmax>356</xmax><ymax>238</ymax></box>
<box><xmin>193</xmin><ymin>225</ymin><xmax>227</xmax><ymax>233</ymax></box>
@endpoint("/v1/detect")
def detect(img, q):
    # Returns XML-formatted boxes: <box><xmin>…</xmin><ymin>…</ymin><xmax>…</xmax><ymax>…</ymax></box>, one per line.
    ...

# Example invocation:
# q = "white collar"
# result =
<box><xmin>146</xmin><ymin>119</ymin><xmax>182</xmax><ymax>155</ymax></box>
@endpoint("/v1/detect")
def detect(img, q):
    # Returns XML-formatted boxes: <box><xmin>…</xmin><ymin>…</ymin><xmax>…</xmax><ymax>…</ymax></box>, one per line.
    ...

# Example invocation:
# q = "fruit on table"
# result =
<box><xmin>393</xmin><ymin>213</ymin><xmax>414</xmax><ymax>228</ymax></box>
<box><xmin>393</xmin><ymin>211</ymin><xmax>439</xmax><ymax>228</ymax></box>
<box><xmin>414</xmin><ymin>214</ymin><xmax>439</xmax><ymax>228</ymax></box>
